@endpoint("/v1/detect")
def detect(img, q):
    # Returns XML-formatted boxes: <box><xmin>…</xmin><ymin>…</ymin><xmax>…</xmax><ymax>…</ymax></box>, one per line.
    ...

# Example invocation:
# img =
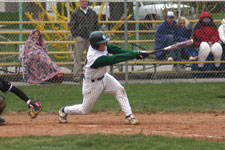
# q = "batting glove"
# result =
<box><xmin>136</xmin><ymin>51</ymin><xmax>149</xmax><ymax>60</ymax></box>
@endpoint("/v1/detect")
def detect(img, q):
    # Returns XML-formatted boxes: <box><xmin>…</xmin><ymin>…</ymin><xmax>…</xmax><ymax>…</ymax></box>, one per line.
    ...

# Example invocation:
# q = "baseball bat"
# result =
<box><xmin>148</xmin><ymin>39</ymin><xmax>193</xmax><ymax>55</ymax></box>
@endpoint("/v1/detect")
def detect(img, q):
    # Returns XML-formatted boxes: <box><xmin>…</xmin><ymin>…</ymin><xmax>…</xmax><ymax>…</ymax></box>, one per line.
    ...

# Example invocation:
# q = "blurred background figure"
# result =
<box><xmin>176</xmin><ymin>16</ymin><xmax>198</xmax><ymax>61</ymax></box>
<box><xmin>154</xmin><ymin>11</ymin><xmax>183</xmax><ymax>71</ymax></box>
<box><xmin>23</xmin><ymin>29</ymin><xmax>64</xmax><ymax>84</ymax></box>
<box><xmin>69</xmin><ymin>0</ymin><xmax>99</xmax><ymax>82</ymax></box>
<box><xmin>218</xmin><ymin>18</ymin><xmax>225</xmax><ymax>58</ymax></box>
<box><xmin>192</xmin><ymin>12</ymin><xmax>223</xmax><ymax>71</ymax></box>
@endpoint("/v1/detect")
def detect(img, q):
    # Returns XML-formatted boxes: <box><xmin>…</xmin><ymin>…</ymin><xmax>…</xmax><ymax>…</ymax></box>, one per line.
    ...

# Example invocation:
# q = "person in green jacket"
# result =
<box><xmin>59</xmin><ymin>31</ymin><xmax>149</xmax><ymax>125</ymax></box>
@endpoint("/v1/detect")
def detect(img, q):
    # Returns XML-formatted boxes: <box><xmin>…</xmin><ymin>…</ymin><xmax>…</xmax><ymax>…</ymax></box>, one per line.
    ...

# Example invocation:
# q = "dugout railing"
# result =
<box><xmin>0</xmin><ymin>20</ymin><xmax>225</xmax><ymax>81</ymax></box>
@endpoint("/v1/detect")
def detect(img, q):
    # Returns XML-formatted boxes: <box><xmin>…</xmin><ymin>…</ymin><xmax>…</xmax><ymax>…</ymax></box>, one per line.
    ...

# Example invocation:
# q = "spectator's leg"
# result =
<box><xmin>198</xmin><ymin>42</ymin><xmax>210</xmax><ymax>68</ymax></box>
<box><xmin>183</xmin><ymin>46</ymin><xmax>191</xmax><ymax>58</ymax></box>
<box><xmin>167</xmin><ymin>35</ymin><xmax>175</xmax><ymax>60</ymax></box>
<box><xmin>184</xmin><ymin>46</ymin><xmax>197</xmax><ymax>60</ymax></box>
<box><xmin>192</xmin><ymin>46</ymin><xmax>198</xmax><ymax>58</ymax></box>
<box><xmin>211</xmin><ymin>42</ymin><xmax>223</xmax><ymax>67</ymax></box>
<box><xmin>156</xmin><ymin>52</ymin><xmax>166</xmax><ymax>60</ymax></box>
<box><xmin>81</xmin><ymin>39</ymin><xmax>90</xmax><ymax>73</ymax></box>
<box><xmin>84</xmin><ymin>39</ymin><xmax>90</xmax><ymax>53</ymax></box>
<box><xmin>155</xmin><ymin>48</ymin><xmax>167</xmax><ymax>60</ymax></box>
<box><xmin>73</xmin><ymin>36</ymin><xmax>86</xmax><ymax>81</ymax></box>
<box><xmin>174</xmin><ymin>47</ymin><xmax>182</xmax><ymax>61</ymax></box>
<box><xmin>222</xmin><ymin>44</ymin><xmax>225</xmax><ymax>60</ymax></box>
<box><xmin>174</xmin><ymin>47</ymin><xmax>184</xmax><ymax>71</ymax></box>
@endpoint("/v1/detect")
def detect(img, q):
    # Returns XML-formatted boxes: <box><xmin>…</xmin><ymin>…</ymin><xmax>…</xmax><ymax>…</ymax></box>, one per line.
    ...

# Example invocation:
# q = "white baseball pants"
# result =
<box><xmin>64</xmin><ymin>73</ymin><xmax>133</xmax><ymax>116</ymax></box>
<box><xmin>198</xmin><ymin>42</ymin><xmax>223</xmax><ymax>67</ymax></box>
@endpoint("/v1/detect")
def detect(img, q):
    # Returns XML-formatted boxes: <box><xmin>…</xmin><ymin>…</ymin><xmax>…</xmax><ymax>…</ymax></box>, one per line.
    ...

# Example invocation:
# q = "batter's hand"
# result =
<box><xmin>136</xmin><ymin>51</ymin><xmax>149</xmax><ymax>60</ymax></box>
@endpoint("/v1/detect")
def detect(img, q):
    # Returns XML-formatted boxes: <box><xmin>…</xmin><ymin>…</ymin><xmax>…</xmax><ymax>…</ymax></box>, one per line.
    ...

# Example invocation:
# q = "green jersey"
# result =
<box><xmin>90</xmin><ymin>44</ymin><xmax>139</xmax><ymax>69</ymax></box>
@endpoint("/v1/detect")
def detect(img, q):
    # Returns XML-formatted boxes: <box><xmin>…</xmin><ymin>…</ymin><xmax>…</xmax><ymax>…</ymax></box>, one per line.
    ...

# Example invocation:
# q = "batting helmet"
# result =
<box><xmin>90</xmin><ymin>31</ymin><xmax>109</xmax><ymax>50</ymax></box>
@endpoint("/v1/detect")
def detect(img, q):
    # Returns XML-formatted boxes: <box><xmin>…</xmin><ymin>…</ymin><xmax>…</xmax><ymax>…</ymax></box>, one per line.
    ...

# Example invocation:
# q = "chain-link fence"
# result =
<box><xmin>0</xmin><ymin>0</ymin><xmax>225</xmax><ymax>82</ymax></box>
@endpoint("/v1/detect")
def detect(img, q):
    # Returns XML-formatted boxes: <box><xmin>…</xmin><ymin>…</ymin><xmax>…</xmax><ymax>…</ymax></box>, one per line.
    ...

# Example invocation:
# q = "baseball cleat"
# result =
<box><xmin>58</xmin><ymin>107</ymin><xmax>67</xmax><ymax>123</ymax></box>
<box><xmin>125</xmin><ymin>114</ymin><xmax>139</xmax><ymax>125</ymax></box>
<box><xmin>0</xmin><ymin>116</ymin><xmax>5</xmax><ymax>123</ymax></box>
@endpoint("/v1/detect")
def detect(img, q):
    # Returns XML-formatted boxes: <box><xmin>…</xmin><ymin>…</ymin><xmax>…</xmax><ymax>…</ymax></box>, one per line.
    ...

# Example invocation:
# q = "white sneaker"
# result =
<box><xmin>0</xmin><ymin>116</ymin><xmax>5</xmax><ymax>123</ymax></box>
<box><xmin>172</xmin><ymin>64</ymin><xmax>185</xmax><ymax>72</ymax></box>
<box><xmin>58</xmin><ymin>107</ymin><xmax>67</xmax><ymax>123</ymax></box>
<box><xmin>189</xmin><ymin>56</ymin><xmax>198</xmax><ymax>61</ymax></box>
<box><xmin>125</xmin><ymin>114</ymin><xmax>139</xmax><ymax>125</ymax></box>
<box><xmin>167</xmin><ymin>57</ymin><xmax>174</xmax><ymax>61</ymax></box>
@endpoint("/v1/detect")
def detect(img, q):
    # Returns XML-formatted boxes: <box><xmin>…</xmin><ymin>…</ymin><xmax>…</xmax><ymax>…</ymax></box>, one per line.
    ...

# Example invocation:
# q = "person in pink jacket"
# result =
<box><xmin>23</xmin><ymin>29</ymin><xmax>64</xmax><ymax>84</ymax></box>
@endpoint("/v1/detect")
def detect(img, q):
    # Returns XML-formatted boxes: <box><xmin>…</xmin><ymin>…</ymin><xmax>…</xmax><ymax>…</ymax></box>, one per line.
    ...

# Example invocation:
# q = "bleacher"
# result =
<box><xmin>0</xmin><ymin>20</ymin><xmax>224</xmax><ymax>81</ymax></box>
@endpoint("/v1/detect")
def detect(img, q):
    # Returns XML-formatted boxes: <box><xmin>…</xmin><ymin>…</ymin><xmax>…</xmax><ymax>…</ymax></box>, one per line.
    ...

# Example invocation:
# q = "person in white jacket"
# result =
<box><xmin>218</xmin><ymin>18</ymin><xmax>225</xmax><ymax>61</ymax></box>
<box><xmin>218</xmin><ymin>18</ymin><xmax>225</xmax><ymax>47</ymax></box>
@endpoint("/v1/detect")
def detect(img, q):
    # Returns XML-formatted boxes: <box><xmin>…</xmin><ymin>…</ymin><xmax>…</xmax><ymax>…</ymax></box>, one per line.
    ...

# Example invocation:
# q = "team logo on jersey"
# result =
<box><xmin>102</xmin><ymin>35</ymin><xmax>106</xmax><ymax>39</ymax></box>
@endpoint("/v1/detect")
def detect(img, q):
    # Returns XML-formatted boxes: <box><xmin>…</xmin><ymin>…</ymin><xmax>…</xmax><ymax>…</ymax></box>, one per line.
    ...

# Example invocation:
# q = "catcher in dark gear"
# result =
<box><xmin>0</xmin><ymin>78</ymin><xmax>42</xmax><ymax>123</ymax></box>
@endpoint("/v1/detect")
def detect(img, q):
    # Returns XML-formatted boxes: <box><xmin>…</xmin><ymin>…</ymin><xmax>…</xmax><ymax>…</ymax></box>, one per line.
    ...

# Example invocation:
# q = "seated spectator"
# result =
<box><xmin>154</xmin><ymin>11</ymin><xmax>183</xmax><ymax>71</ymax></box>
<box><xmin>176</xmin><ymin>16</ymin><xmax>198</xmax><ymax>61</ymax></box>
<box><xmin>23</xmin><ymin>29</ymin><xmax>64</xmax><ymax>84</ymax></box>
<box><xmin>192</xmin><ymin>12</ymin><xmax>223</xmax><ymax>71</ymax></box>
<box><xmin>218</xmin><ymin>18</ymin><xmax>225</xmax><ymax>52</ymax></box>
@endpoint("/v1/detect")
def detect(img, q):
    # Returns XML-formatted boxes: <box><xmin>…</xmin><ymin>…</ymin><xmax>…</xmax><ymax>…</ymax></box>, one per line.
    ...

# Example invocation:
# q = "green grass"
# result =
<box><xmin>0</xmin><ymin>12</ymin><xmax>19</xmax><ymax>21</ymax></box>
<box><xmin>4</xmin><ymin>82</ymin><xmax>225</xmax><ymax>113</ymax></box>
<box><xmin>0</xmin><ymin>134</ymin><xmax>225</xmax><ymax>150</ymax></box>
<box><xmin>2</xmin><ymin>82</ymin><xmax>225</xmax><ymax>149</ymax></box>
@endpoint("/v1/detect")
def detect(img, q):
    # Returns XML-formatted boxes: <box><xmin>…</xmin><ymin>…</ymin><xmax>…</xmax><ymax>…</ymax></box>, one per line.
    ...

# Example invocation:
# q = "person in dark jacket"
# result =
<box><xmin>176</xmin><ymin>16</ymin><xmax>198</xmax><ymax>61</ymax></box>
<box><xmin>192</xmin><ymin>12</ymin><xmax>222</xmax><ymax>70</ymax></box>
<box><xmin>154</xmin><ymin>11</ymin><xmax>183</xmax><ymax>71</ymax></box>
<box><xmin>69</xmin><ymin>0</ymin><xmax>99</xmax><ymax>81</ymax></box>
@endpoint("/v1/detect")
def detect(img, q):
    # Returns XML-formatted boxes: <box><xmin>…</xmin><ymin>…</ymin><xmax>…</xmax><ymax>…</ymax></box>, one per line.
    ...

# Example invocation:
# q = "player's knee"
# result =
<box><xmin>80</xmin><ymin>109</ymin><xmax>89</xmax><ymax>115</ymax></box>
<box><xmin>80</xmin><ymin>106</ymin><xmax>91</xmax><ymax>115</ymax></box>
<box><xmin>116</xmin><ymin>86</ymin><xmax>127</xmax><ymax>98</ymax></box>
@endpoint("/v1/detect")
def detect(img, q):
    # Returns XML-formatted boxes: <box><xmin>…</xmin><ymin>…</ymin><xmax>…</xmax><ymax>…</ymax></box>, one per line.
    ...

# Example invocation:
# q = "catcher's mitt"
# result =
<box><xmin>27</xmin><ymin>100</ymin><xmax>42</xmax><ymax>118</ymax></box>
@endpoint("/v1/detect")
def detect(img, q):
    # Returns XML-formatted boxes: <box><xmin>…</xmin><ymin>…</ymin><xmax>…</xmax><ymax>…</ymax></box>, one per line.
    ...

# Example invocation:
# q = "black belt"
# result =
<box><xmin>91</xmin><ymin>75</ymin><xmax>104</xmax><ymax>82</ymax></box>
<box><xmin>84</xmin><ymin>75</ymin><xmax>105</xmax><ymax>82</ymax></box>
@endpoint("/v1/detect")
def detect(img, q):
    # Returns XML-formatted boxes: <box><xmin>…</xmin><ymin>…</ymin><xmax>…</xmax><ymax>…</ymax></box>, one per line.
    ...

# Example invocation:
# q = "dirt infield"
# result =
<box><xmin>0</xmin><ymin>112</ymin><xmax>225</xmax><ymax>141</ymax></box>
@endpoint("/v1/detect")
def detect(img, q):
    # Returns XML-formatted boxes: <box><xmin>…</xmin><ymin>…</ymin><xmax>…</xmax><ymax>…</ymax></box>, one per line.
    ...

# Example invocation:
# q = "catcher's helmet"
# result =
<box><xmin>90</xmin><ymin>31</ymin><xmax>109</xmax><ymax>50</ymax></box>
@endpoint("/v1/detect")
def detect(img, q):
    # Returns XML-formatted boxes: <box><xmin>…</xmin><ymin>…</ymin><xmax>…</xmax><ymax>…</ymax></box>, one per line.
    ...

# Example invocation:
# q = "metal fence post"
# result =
<box><xmin>124</xmin><ymin>0</ymin><xmax>128</xmax><ymax>83</ymax></box>
<box><xmin>19</xmin><ymin>1</ymin><xmax>23</xmax><ymax>42</ymax></box>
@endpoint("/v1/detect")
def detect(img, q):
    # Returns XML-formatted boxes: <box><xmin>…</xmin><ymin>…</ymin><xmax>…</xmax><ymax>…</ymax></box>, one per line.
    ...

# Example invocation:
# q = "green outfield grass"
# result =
<box><xmin>4</xmin><ymin>82</ymin><xmax>225</xmax><ymax>113</ymax></box>
<box><xmin>1</xmin><ymin>134</ymin><xmax>225</xmax><ymax>150</ymax></box>
<box><xmin>1</xmin><ymin>82</ymin><xmax>225</xmax><ymax>149</ymax></box>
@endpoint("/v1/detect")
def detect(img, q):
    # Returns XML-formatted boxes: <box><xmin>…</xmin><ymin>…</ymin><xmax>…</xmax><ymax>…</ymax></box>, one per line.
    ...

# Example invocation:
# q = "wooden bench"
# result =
<box><xmin>0</xmin><ymin>42</ymin><xmax>223</xmax><ymax>79</ymax></box>
<box><xmin>0</xmin><ymin>54</ymin><xmax>224</xmax><ymax>74</ymax></box>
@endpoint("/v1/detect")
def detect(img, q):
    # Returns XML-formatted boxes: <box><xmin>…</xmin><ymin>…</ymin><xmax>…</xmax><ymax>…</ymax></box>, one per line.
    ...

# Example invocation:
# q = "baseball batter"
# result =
<box><xmin>59</xmin><ymin>31</ymin><xmax>149</xmax><ymax>125</ymax></box>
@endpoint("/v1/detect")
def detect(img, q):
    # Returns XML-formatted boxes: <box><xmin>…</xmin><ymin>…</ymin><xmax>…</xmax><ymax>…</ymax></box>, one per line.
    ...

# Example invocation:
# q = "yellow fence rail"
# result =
<box><xmin>0</xmin><ymin>20</ymin><xmax>224</xmax><ymax>80</ymax></box>
<box><xmin>0</xmin><ymin>20</ymin><xmax>222</xmax><ymax>25</ymax></box>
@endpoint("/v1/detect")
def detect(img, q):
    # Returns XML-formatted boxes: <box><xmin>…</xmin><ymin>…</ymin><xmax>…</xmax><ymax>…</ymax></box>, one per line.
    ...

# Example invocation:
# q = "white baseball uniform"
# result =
<box><xmin>64</xmin><ymin>44</ymin><xmax>139</xmax><ymax>117</ymax></box>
